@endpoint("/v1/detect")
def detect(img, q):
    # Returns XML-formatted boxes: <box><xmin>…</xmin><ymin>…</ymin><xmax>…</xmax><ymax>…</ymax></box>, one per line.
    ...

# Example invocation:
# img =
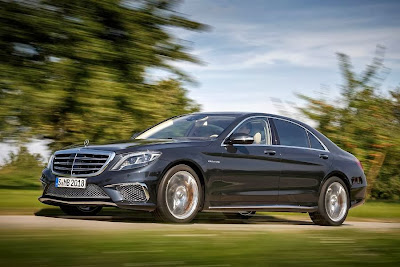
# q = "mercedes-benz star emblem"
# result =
<box><xmin>84</xmin><ymin>139</ymin><xmax>89</xmax><ymax>147</ymax></box>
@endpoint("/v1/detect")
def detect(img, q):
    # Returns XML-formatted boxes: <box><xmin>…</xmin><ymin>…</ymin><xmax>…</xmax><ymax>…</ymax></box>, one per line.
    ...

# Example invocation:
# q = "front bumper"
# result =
<box><xmin>39</xmin><ymin>159</ymin><xmax>169</xmax><ymax>212</ymax></box>
<box><xmin>38</xmin><ymin>196</ymin><xmax>156</xmax><ymax>211</ymax></box>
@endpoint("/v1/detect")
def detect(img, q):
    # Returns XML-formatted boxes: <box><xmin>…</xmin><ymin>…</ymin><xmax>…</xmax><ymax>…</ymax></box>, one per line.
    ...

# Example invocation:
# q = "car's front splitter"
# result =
<box><xmin>38</xmin><ymin>195</ymin><xmax>157</xmax><ymax>212</ymax></box>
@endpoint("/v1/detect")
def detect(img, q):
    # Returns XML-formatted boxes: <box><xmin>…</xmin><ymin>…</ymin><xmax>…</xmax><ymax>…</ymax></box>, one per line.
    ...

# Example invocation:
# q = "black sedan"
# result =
<box><xmin>39</xmin><ymin>112</ymin><xmax>366</xmax><ymax>226</ymax></box>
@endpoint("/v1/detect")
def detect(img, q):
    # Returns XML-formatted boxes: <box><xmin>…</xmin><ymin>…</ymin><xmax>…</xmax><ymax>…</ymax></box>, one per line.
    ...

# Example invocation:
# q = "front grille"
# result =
<box><xmin>52</xmin><ymin>149</ymin><xmax>114</xmax><ymax>177</ymax></box>
<box><xmin>45</xmin><ymin>183</ymin><xmax>110</xmax><ymax>199</ymax></box>
<box><xmin>116</xmin><ymin>184</ymin><xmax>149</xmax><ymax>202</ymax></box>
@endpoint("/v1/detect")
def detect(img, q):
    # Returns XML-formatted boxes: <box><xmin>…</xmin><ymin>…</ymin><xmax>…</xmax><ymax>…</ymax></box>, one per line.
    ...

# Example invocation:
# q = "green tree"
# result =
<box><xmin>0</xmin><ymin>0</ymin><xmax>204</xmax><ymax>150</ymax></box>
<box><xmin>0</xmin><ymin>146</ymin><xmax>44</xmax><ymax>189</ymax></box>
<box><xmin>298</xmin><ymin>47</ymin><xmax>400</xmax><ymax>199</ymax></box>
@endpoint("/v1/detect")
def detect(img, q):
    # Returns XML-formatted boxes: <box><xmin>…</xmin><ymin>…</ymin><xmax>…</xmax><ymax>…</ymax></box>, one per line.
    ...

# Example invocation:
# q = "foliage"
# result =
<box><xmin>0</xmin><ymin>0</ymin><xmax>204</xmax><ymax>150</ymax></box>
<box><xmin>0</xmin><ymin>146</ymin><xmax>44</xmax><ymax>189</ymax></box>
<box><xmin>298</xmin><ymin>46</ymin><xmax>400</xmax><ymax>200</ymax></box>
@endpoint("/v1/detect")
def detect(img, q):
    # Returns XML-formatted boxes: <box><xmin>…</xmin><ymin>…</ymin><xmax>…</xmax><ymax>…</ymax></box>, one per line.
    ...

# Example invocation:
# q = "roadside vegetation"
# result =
<box><xmin>0</xmin><ymin>147</ymin><xmax>43</xmax><ymax>189</ymax></box>
<box><xmin>298</xmin><ymin>47</ymin><xmax>400</xmax><ymax>200</ymax></box>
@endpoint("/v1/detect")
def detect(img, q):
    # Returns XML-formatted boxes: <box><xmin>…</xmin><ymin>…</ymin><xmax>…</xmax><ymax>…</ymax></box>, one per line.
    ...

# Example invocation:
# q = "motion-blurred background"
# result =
<box><xmin>0</xmin><ymin>1</ymin><xmax>399</xmax><ymax>266</ymax></box>
<box><xmin>1</xmin><ymin>0</ymin><xmax>399</xmax><ymax>201</ymax></box>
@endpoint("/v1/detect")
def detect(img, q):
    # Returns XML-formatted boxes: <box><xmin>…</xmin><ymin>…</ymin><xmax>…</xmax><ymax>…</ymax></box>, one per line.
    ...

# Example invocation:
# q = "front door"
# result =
<box><xmin>212</xmin><ymin>117</ymin><xmax>281</xmax><ymax>206</ymax></box>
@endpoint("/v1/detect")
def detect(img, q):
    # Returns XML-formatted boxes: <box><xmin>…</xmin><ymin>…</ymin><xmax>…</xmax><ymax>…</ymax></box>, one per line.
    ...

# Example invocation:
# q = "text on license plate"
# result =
<box><xmin>56</xmin><ymin>177</ymin><xmax>86</xmax><ymax>188</ymax></box>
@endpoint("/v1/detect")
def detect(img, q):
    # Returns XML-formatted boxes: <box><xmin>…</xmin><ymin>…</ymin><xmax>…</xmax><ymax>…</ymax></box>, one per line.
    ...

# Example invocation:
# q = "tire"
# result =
<box><xmin>154</xmin><ymin>164</ymin><xmax>203</xmax><ymax>223</ymax></box>
<box><xmin>60</xmin><ymin>205</ymin><xmax>102</xmax><ymax>216</ymax></box>
<box><xmin>309</xmin><ymin>176</ymin><xmax>350</xmax><ymax>226</ymax></box>
<box><xmin>224</xmin><ymin>211</ymin><xmax>256</xmax><ymax>219</ymax></box>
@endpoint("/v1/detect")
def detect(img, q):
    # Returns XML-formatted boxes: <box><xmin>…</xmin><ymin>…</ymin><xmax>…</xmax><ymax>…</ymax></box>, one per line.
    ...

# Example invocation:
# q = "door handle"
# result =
<box><xmin>319</xmin><ymin>154</ymin><xmax>329</xmax><ymax>159</ymax></box>
<box><xmin>264</xmin><ymin>150</ymin><xmax>276</xmax><ymax>155</ymax></box>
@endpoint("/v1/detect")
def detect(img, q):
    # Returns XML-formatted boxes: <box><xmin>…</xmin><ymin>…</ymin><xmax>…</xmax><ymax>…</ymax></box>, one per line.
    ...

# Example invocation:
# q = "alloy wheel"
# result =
<box><xmin>165</xmin><ymin>171</ymin><xmax>199</xmax><ymax>220</ymax></box>
<box><xmin>324</xmin><ymin>182</ymin><xmax>348</xmax><ymax>222</ymax></box>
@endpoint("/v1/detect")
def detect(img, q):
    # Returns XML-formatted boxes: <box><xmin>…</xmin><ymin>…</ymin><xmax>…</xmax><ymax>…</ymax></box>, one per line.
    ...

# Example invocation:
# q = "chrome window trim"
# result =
<box><xmin>306</xmin><ymin>129</ymin><xmax>326</xmax><ymax>151</ymax></box>
<box><xmin>51</xmin><ymin>148</ymin><xmax>116</xmax><ymax>178</ymax></box>
<box><xmin>221</xmin><ymin>116</ymin><xmax>272</xmax><ymax>146</ymax></box>
<box><xmin>221</xmin><ymin>115</ymin><xmax>329</xmax><ymax>152</ymax></box>
<box><xmin>269</xmin><ymin>116</ymin><xmax>329</xmax><ymax>151</ymax></box>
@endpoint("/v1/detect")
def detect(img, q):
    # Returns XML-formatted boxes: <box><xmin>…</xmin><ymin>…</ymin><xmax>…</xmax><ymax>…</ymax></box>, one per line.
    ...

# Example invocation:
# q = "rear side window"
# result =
<box><xmin>308</xmin><ymin>132</ymin><xmax>325</xmax><ymax>150</ymax></box>
<box><xmin>273</xmin><ymin>119</ymin><xmax>309</xmax><ymax>148</ymax></box>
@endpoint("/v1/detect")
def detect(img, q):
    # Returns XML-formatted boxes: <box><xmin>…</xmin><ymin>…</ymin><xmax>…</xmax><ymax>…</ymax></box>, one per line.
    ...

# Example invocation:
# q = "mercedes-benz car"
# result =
<box><xmin>39</xmin><ymin>112</ymin><xmax>366</xmax><ymax>226</ymax></box>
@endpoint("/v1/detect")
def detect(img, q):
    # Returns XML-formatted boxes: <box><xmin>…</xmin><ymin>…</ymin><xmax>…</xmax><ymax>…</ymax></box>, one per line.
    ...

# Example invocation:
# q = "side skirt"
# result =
<box><xmin>205</xmin><ymin>205</ymin><xmax>318</xmax><ymax>213</ymax></box>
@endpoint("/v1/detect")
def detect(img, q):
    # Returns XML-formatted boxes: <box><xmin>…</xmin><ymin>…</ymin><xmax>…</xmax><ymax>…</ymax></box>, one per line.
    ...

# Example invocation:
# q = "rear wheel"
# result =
<box><xmin>309</xmin><ymin>176</ymin><xmax>349</xmax><ymax>226</ymax></box>
<box><xmin>154</xmin><ymin>164</ymin><xmax>202</xmax><ymax>223</ymax></box>
<box><xmin>60</xmin><ymin>205</ymin><xmax>102</xmax><ymax>216</ymax></box>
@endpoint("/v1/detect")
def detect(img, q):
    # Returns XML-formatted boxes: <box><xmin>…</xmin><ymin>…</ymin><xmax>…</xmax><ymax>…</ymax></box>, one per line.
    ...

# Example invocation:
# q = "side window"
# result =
<box><xmin>273</xmin><ymin>119</ymin><xmax>309</xmax><ymax>148</ymax></box>
<box><xmin>232</xmin><ymin>118</ymin><xmax>270</xmax><ymax>145</ymax></box>
<box><xmin>308</xmin><ymin>132</ymin><xmax>325</xmax><ymax>150</ymax></box>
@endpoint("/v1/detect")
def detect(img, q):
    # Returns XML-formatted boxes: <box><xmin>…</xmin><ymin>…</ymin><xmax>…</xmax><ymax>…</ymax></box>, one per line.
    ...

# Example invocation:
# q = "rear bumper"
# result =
<box><xmin>350</xmin><ymin>185</ymin><xmax>367</xmax><ymax>208</ymax></box>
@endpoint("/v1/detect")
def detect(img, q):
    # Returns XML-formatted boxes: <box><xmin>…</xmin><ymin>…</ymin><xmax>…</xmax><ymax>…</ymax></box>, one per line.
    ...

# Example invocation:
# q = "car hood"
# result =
<box><xmin>62</xmin><ymin>138</ymin><xmax>212</xmax><ymax>152</ymax></box>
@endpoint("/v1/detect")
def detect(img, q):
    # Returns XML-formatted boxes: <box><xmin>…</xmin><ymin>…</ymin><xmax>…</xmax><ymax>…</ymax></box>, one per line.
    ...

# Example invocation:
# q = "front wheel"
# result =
<box><xmin>309</xmin><ymin>176</ymin><xmax>349</xmax><ymax>226</ymax></box>
<box><xmin>154</xmin><ymin>164</ymin><xmax>202</xmax><ymax>223</ymax></box>
<box><xmin>60</xmin><ymin>205</ymin><xmax>102</xmax><ymax>216</ymax></box>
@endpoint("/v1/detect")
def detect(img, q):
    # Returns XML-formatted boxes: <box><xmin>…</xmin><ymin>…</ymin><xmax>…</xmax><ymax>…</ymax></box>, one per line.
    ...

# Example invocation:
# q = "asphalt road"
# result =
<box><xmin>1</xmin><ymin>214</ymin><xmax>399</xmax><ymax>232</ymax></box>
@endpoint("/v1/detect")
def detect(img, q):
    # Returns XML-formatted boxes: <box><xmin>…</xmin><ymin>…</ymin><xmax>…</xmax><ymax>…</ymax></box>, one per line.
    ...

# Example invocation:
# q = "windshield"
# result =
<box><xmin>136</xmin><ymin>114</ymin><xmax>237</xmax><ymax>139</ymax></box>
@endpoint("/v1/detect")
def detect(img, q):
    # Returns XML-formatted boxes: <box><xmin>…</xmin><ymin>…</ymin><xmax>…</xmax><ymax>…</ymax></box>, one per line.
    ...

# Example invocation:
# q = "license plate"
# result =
<box><xmin>56</xmin><ymin>177</ymin><xmax>86</xmax><ymax>188</ymax></box>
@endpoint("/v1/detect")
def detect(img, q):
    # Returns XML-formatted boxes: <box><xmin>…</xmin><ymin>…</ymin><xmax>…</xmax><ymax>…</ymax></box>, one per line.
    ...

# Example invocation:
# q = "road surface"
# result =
<box><xmin>0</xmin><ymin>214</ymin><xmax>399</xmax><ymax>232</ymax></box>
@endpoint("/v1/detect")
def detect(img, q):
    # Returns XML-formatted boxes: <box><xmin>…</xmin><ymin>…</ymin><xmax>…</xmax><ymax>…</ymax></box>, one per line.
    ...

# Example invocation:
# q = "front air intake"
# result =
<box><xmin>116</xmin><ymin>183</ymin><xmax>149</xmax><ymax>202</ymax></box>
<box><xmin>45</xmin><ymin>183</ymin><xmax>110</xmax><ymax>199</ymax></box>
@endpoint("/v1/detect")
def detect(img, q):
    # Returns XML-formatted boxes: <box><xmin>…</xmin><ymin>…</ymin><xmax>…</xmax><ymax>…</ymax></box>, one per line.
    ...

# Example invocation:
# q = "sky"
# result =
<box><xmin>165</xmin><ymin>0</ymin><xmax>400</xmax><ymax>116</ymax></box>
<box><xmin>1</xmin><ymin>0</ymin><xmax>400</xmax><ymax>163</ymax></box>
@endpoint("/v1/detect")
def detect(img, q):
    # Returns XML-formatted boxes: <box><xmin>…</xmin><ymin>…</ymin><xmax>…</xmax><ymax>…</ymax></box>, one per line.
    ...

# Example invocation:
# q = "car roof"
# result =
<box><xmin>191</xmin><ymin>111</ymin><xmax>315</xmax><ymax>133</ymax></box>
<box><xmin>191</xmin><ymin>111</ymin><xmax>297</xmax><ymax>121</ymax></box>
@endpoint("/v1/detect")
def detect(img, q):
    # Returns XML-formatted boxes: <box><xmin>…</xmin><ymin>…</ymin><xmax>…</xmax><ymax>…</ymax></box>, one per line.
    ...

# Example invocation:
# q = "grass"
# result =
<box><xmin>0</xmin><ymin>189</ymin><xmax>46</xmax><ymax>215</ymax></box>
<box><xmin>264</xmin><ymin>201</ymin><xmax>400</xmax><ymax>222</ymax></box>
<box><xmin>348</xmin><ymin>201</ymin><xmax>400</xmax><ymax>219</ymax></box>
<box><xmin>0</xmin><ymin>148</ymin><xmax>43</xmax><ymax>190</ymax></box>
<box><xmin>0</xmin><ymin>189</ymin><xmax>399</xmax><ymax>220</ymax></box>
<box><xmin>0</xmin><ymin>228</ymin><xmax>400</xmax><ymax>266</ymax></box>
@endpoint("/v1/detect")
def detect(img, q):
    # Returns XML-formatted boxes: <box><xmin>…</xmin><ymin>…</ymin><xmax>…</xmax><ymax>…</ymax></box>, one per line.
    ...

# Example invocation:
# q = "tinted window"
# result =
<box><xmin>136</xmin><ymin>115</ymin><xmax>237</xmax><ymax>139</ymax></box>
<box><xmin>273</xmin><ymin>119</ymin><xmax>309</xmax><ymax>148</ymax></box>
<box><xmin>232</xmin><ymin>118</ymin><xmax>270</xmax><ymax>145</ymax></box>
<box><xmin>308</xmin><ymin>132</ymin><xmax>325</xmax><ymax>150</ymax></box>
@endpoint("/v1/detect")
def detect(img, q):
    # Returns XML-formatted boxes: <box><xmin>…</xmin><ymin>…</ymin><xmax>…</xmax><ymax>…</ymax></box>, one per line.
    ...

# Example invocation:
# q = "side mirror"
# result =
<box><xmin>131</xmin><ymin>132</ymin><xmax>139</xmax><ymax>139</ymax></box>
<box><xmin>224</xmin><ymin>134</ymin><xmax>254</xmax><ymax>145</ymax></box>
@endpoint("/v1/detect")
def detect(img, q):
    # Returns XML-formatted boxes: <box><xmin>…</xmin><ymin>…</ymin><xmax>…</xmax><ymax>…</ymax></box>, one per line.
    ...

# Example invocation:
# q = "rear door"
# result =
<box><xmin>271</xmin><ymin>118</ymin><xmax>332</xmax><ymax>206</ymax></box>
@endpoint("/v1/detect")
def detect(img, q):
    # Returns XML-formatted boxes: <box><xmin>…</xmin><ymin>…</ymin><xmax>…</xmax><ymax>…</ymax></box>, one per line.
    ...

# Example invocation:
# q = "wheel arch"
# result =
<box><xmin>320</xmin><ymin>171</ymin><xmax>352</xmax><ymax>198</ymax></box>
<box><xmin>159</xmin><ymin>159</ymin><xmax>206</xmax><ymax>210</ymax></box>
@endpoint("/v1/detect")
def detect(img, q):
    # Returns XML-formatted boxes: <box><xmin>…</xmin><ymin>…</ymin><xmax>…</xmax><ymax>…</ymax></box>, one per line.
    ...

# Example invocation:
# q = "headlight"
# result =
<box><xmin>112</xmin><ymin>151</ymin><xmax>161</xmax><ymax>171</ymax></box>
<box><xmin>47</xmin><ymin>154</ymin><xmax>55</xmax><ymax>169</ymax></box>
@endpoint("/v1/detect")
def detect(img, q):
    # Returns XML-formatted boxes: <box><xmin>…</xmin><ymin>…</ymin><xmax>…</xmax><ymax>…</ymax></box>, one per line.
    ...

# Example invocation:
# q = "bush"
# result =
<box><xmin>0</xmin><ymin>146</ymin><xmax>44</xmax><ymax>189</ymax></box>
